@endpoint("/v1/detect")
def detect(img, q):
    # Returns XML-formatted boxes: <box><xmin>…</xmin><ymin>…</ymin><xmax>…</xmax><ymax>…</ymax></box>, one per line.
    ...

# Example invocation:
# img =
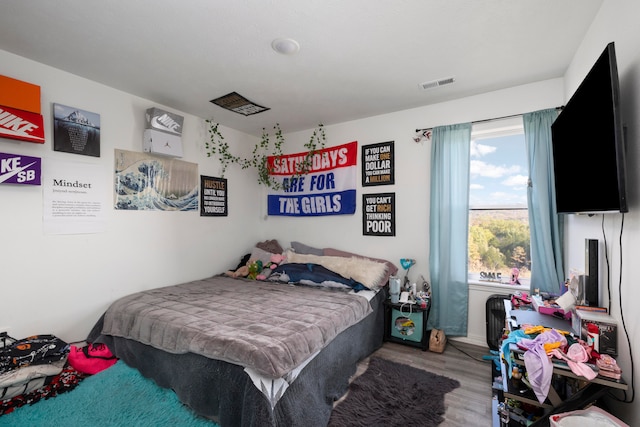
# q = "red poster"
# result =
<box><xmin>0</xmin><ymin>104</ymin><xmax>45</xmax><ymax>144</ymax></box>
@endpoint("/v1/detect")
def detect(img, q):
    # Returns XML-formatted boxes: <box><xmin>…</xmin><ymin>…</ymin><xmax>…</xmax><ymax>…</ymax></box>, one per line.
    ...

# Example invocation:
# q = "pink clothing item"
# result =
<box><xmin>596</xmin><ymin>354</ymin><xmax>622</xmax><ymax>380</ymax></box>
<box><xmin>550</xmin><ymin>343</ymin><xmax>597</xmax><ymax>380</ymax></box>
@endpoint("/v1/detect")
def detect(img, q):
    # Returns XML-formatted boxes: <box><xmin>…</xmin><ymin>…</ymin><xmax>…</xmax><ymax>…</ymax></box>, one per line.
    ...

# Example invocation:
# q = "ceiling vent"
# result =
<box><xmin>210</xmin><ymin>92</ymin><xmax>270</xmax><ymax>116</ymax></box>
<box><xmin>419</xmin><ymin>77</ymin><xmax>456</xmax><ymax>90</ymax></box>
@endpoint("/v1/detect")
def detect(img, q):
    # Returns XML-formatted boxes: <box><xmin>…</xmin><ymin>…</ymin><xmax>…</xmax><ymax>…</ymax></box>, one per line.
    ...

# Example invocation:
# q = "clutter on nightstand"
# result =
<box><xmin>531</xmin><ymin>294</ymin><xmax>571</xmax><ymax>319</ymax></box>
<box><xmin>490</xmin><ymin>294</ymin><xmax>628</xmax><ymax>426</ymax></box>
<box><xmin>572</xmin><ymin>309</ymin><xmax>618</xmax><ymax>356</ymax></box>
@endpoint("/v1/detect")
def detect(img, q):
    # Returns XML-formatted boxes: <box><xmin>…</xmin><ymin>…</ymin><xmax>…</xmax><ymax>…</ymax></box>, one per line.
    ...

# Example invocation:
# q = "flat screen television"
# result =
<box><xmin>551</xmin><ymin>42</ymin><xmax>628</xmax><ymax>214</ymax></box>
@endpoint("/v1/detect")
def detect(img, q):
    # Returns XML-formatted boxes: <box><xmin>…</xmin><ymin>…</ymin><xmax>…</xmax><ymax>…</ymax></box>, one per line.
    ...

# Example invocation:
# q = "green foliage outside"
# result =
<box><xmin>468</xmin><ymin>210</ymin><xmax>531</xmax><ymax>278</ymax></box>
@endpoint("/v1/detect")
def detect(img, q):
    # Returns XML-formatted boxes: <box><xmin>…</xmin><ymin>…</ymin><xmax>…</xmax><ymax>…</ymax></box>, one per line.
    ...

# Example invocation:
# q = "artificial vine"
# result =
<box><xmin>204</xmin><ymin>119</ymin><xmax>326</xmax><ymax>190</ymax></box>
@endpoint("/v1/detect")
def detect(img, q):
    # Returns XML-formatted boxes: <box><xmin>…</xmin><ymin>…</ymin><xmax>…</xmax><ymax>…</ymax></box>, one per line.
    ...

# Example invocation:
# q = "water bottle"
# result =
<box><xmin>389</xmin><ymin>275</ymin><xmax>400</xmax><ymax>303</ymax></box>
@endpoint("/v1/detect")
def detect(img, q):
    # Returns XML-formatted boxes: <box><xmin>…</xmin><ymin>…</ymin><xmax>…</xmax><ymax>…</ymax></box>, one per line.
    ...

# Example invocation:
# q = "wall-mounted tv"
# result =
<box><xmin>551</xmin><ymin>42</ymin><xmax>628</xmax><ymax>214</ymax></box>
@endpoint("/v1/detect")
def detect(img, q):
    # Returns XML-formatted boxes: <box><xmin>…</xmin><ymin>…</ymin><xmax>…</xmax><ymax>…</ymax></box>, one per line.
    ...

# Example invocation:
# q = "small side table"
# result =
<box><xmin>383</xmin><ymin>299</ymin><xmax>431</xmax><ymax>351</ymax></box>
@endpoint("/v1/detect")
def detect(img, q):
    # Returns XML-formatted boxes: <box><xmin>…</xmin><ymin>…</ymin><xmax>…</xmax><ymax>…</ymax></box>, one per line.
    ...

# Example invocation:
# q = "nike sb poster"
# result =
<box><xmin>0</xmin><ymin>152</ymin><xmax>41</xmax><ymax>185</ymax></box>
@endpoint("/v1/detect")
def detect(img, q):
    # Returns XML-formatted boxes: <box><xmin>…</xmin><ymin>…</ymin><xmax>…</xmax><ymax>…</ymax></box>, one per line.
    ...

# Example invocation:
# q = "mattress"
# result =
<box><xmin>100</xmin><ymin>274</ymin><xmax>373</xmax><ymax>378</ymax></box>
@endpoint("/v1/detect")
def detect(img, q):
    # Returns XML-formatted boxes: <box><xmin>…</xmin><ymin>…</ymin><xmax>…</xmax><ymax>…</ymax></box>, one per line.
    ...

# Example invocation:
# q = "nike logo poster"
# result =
<box><xmin>0</xmin><ymin>152</ymin><xmax>41</xmax><ymax>185</ymax></box>
<box><xmin>0</xmin><ymin>105</ymin><xmax>45</xmax><ymax>144</ymax></box>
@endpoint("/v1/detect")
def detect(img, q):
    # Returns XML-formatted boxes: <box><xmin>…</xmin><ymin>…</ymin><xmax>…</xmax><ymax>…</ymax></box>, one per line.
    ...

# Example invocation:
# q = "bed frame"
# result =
<box><xmin>88</xmin><ymin>286</ymin><xmax>386</xmax><ymax>427</ymax></box>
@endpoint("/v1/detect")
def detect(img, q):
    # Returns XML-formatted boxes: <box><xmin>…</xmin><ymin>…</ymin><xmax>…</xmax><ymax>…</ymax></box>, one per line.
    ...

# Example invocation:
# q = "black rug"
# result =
<box><xmin>328</xmin><ymin>357</ymin><xmax>460</xmax><ymax>427</ymax></box>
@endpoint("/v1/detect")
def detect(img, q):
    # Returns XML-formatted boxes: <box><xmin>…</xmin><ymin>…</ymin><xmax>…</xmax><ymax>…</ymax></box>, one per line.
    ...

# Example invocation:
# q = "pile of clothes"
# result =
<box><xmin>0</xmin><ymin>334</ymin><xmax>85</xmax><ymax>415</ymax></box>
<box><xmin>501</xmin><ymin>325</ymin><xmax>622</xmax><ymax>403</ymax></box>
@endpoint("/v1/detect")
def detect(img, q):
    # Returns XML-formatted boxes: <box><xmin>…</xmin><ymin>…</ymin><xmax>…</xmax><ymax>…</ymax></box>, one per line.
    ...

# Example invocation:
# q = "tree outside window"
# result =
<box><xmin>468</xmin><ymin>117</ymin><xmax>530</xmax><ymax>285</ymax></box>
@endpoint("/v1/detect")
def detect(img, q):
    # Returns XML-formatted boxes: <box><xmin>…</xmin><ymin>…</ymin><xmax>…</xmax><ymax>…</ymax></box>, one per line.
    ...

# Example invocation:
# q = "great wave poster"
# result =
<box><xmin>114</xmin><ymin>149</ymin><xmax>198</xmax><ymax>211</ymax></box>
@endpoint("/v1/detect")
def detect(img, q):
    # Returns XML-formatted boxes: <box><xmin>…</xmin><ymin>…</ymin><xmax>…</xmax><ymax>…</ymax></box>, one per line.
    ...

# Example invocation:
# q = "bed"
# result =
<box><xmin>87</xmin><ymin>243</ymin><xmax>396</xmax><ymax>427</ymax></box>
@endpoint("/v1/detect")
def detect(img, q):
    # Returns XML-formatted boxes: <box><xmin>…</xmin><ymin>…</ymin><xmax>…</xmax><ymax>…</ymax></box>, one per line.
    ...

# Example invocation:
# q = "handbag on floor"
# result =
<box><xmin>68</xmin><ymin>343</ymin><xmax>117</xmax><ymax>375</ymax></box>
<box><xmin>429</xmin><ymin>329</ymin><xmax>447</xmax><ymax>353</ymax></box>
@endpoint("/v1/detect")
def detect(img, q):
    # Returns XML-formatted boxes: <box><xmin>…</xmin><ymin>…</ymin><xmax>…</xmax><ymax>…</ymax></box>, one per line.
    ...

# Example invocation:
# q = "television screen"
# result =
<box><xmin>551</xmin><ymin>42</ymin><xmax>628</xmax><ymax>214</ymax></box>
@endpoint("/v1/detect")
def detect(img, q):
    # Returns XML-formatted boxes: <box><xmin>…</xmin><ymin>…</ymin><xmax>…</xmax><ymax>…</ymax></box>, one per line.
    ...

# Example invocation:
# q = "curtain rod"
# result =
<box><xmin>415</xmin><ymin>106</ymin><xmax>564</xmax><ymax>133</ymax></box>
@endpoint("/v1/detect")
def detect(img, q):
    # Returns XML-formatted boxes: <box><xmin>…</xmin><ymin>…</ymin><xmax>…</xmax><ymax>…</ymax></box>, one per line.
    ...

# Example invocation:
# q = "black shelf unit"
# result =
<box><xmin>383</xmin><ymin>299</ymin><xmax>431</xmax><ymax>351</ymax></box>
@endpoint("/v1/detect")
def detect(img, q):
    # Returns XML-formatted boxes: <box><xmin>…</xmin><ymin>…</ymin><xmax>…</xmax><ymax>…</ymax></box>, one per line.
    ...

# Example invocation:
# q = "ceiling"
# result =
<box><xmin>0</xmin><ymin>1</ymin><xmax>602</xmax><ymax>137</ymax></box>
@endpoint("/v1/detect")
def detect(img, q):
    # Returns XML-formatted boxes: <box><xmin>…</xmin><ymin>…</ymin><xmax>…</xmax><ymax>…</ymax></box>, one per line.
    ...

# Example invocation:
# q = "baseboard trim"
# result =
<box><xmin>450</xmin><ymin>335</ymin><xmax>487</xmax><ymax>348</ymax></box>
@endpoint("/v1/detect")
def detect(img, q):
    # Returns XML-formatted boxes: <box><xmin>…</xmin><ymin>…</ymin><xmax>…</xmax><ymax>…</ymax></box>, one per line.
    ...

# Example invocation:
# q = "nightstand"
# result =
<box><xmin>383</xmin><ymin>299</ymin><xmax>431</xmax><ymax>351</ymax></box>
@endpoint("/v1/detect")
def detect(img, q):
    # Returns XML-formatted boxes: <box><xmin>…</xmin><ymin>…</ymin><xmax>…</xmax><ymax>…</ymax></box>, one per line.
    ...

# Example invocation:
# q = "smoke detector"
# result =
<box><xmin>419</xmin><ymin>77</ymin><xmax>456</xmax><ymax>90</ymax></box>
<box><xmin>271</xmin><ymin>38</ymin><xmax>300</xmax><ymax>55</ymax></box>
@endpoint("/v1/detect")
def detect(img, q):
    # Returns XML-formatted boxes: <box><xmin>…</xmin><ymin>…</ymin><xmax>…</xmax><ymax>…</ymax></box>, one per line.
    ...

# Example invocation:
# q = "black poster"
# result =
<box><xmin>362</xmin><ymin>141</ymin><xmax>394</xmax><ymax>186</ymax></box>
<box><xmin>362</xmin><ymin>192</ymin><xmax>395</xmax><ymax>236</ymax></box>
<box><xmin>53</xmin><ymin>103</ymin><xmax>101</xmax><ymax>157</ymax></box>
<box><xmin>200</xmin><ymin>175</ymin><xmax>228</xmax><ymax>216</ymax></box>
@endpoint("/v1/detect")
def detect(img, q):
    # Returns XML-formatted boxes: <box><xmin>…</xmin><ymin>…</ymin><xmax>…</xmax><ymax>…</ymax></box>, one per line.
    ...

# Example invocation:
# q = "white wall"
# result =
<box><xmin>1</xmin><ymin>48</ymin><xmax>563</xmax><ymax>349</ymax></box>
<box><xmin>559</xmin><ymin>1</ymin><xmax>640</xmax><ymax>424</ymax></box>
<box><xmin>269</xmin><ymin>79</ymin><xmax>564</xmax><ymax>348</ymax></box>
<box><xmin>3</xmin><ymin>3</ymin><xmax>638</xmax><ymax>422</ymax></box>
<box><xmin>0</xmin><ymin>50</ymin><xmax>264</xmax><ymax>341</ymax></box>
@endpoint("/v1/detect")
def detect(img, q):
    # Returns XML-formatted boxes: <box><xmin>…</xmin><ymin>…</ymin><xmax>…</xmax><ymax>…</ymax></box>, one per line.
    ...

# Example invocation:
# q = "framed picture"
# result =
<box><xmin>53</xmin><ymin>103</ymin><xmax>100</xmax><ymax>157</ymax></box>
<box><xmin>362</xmin><ymin>141</ymin><xmax>394</xmax><ymax>186</ymax></box>
<box><xmin>200</xmin><ymin>175</ymin><xmax>228</xmax><ymax>216</ymax></box>
<box><xmin>362</xmin><ymin>192</ymin><xmax>395</xmax><ymax>236</ymax></box>
<box><xmin>114</xmin><ymin>149</ymin><xmax>198</xmax><ymax>211</ymax></box>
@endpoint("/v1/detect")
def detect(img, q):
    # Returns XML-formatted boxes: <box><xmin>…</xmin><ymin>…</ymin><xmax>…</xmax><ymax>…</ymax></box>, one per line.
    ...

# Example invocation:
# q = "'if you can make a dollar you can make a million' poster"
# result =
<box><xmin>361</xmin><ymin>141</ymin><xmax>394</xmax><ymax>186</ymax></box>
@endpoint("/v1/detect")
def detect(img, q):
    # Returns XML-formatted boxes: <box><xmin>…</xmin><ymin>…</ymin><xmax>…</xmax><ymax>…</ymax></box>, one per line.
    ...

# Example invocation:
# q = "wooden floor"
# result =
<box><xmin>344</xmin><ymin>340</ymin><xmax>497</xmax><ymax>427</ymax></box>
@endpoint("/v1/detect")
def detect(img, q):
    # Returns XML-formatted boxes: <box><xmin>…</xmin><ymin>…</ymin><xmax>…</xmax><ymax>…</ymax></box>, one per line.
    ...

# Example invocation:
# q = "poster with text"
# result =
<box><xmin>363</xmin><ymin>192</ymin><xmax>395</xmax><ymax>236</ymax></box>
<box><xmin>266</xmin><ymin>141</ymin><xmax>357</xmax><ymax>216</ymax></box>
<box><xmin>53</xmin><ymin>103</ymin><xmax>101</xmax><ymax>157</ymax></box>
<box><xmin>362</xmin><ymin>141</ymin><xmax>394</xmax><ymax>186</ymax></box>
<box><xmin>43</xmin><ymin>159</ymin><xmax>107</xmax><ymax>234</ymax></box>
<box><xmin>114</xmin><ymin>149</ymin><xmax>198</xmax><ymax>211</ymax></box>
<box><xmin>200</xmin><ymin>175</ymin><xmax>228</xmax><ymax>216</ymax></box>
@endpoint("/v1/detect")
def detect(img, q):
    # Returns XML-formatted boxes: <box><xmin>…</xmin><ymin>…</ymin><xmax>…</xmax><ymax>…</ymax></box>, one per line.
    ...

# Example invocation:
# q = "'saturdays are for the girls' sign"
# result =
<box><xmin>267</xmin><ymin>141</ymin><xmax>357</xmax><ymax>216</ymax></box>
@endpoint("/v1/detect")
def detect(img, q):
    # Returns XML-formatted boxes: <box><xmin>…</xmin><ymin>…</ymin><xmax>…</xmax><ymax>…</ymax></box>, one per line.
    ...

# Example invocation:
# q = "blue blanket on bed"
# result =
<box><xmin>270</xmin><ymin>263</ymin><xmax>369</xmax><ymax>291</ymax></box>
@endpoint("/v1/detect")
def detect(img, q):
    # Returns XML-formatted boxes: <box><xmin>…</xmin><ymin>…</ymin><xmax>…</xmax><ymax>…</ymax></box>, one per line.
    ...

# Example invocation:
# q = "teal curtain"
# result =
<box><xmin>523</xmin><ymin>109</ymin><xmax>565</xmax><ymax>294</ymax></box>
<box><xmin>428</xmin><ymin>123</ymin><xmax>472</xmax><ymax>336</ymax></box>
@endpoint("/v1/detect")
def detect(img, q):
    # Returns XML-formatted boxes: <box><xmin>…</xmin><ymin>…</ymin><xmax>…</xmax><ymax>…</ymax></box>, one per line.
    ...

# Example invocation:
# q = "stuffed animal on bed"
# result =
<box><xmin>256</xmin><ymin>253</ymin><xmax>285</xmax><ymax>280</ymax></box>
<box><xmin>225</xmin><ymin>258</ymin><xmax>262</xmax><ymax>279</ymax></box>
<box><xmin>225</xmin><ymin>264</ymin><xmax>249</xmax><ymax>278</ymax></box>
<box><xmin>268</xmin><ymin>253</ymin><xmax>285</xmax><ymax>269</ymax></box>
<box><xmin>247</xmin><ymin>260</ymin><xmax>263</xmax><ymax>280</ymax></box>
<box><xmin>226</xmin><ymin>253</ymin><xmax>251</xmax><ymax>278</ymax></box>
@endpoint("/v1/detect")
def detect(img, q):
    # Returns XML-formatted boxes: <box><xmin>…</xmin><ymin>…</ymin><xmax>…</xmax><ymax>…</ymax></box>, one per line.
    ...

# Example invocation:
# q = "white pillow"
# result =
<box><xmin>284</xmin><ymin>249</ymin><xmax>388</xmax><ymax>290</ymax></box>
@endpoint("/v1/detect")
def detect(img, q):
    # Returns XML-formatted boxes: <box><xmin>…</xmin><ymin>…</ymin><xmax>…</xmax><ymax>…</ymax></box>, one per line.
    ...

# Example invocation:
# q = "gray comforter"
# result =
<box><xmin>100</xmin><ymin>275</ymin><xmax>373</xmax><ymax>379</ymax></box>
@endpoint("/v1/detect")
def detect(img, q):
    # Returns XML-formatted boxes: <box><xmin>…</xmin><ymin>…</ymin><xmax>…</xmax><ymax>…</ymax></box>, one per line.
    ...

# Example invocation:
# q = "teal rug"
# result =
<box><xmin>0</xmin><ymin>361</ymin><xmax>218</xmax><ymax>426</ymax></box>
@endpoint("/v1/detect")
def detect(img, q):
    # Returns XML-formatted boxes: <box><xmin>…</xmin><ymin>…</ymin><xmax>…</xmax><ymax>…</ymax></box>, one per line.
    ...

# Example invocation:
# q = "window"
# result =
<box><xmin>468</xmin><ymin>117</ymin><xmax>530</xmax><ymax>285</ymax></box>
